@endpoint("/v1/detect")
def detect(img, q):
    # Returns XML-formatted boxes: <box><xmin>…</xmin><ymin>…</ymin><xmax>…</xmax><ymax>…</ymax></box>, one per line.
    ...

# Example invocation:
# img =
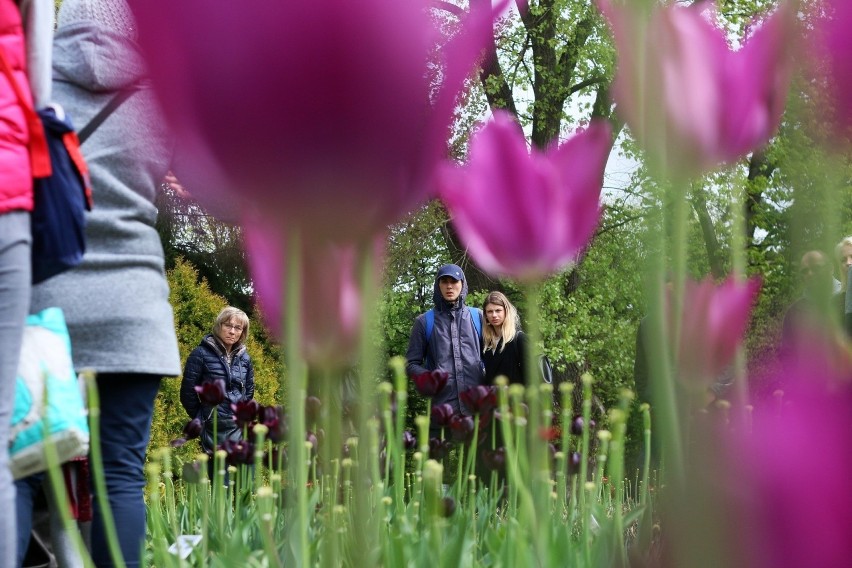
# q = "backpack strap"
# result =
<box><xmin>425</xmin><ymin>309</ymin><xmax>435</xmax><ymax>341</ymax></box>
<box><xmin>467</xmin><ymin>306</ymin><xmax>483</xmax><ymax>339</ymax></box>
<box><xmin>77</xmin><ymin>85</ymin><xmax>141</xmax><ymax>144</ymax></box>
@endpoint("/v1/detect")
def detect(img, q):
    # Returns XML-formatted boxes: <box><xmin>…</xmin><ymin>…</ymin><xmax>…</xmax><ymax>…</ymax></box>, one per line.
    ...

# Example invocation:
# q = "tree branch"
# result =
<box><xmin>431</xmin><ymin>1</ymin><xmax>465</xmax><ymax>17</ymax></box>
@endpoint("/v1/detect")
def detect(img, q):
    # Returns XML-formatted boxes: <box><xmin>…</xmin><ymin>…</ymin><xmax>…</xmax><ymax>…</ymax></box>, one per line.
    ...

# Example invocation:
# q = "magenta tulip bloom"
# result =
<box><xmin>719</xmin><ymin>358</ymin><xmax>852</xmax><ymax>568</ymax></box>
<box><xmin>440</xmin><ymin>111</ymin><xmax>611</xmax><ymax>282</ymax></box>
<box><xmin>599</xmin><ymin>0</ymin><xmax>793</xmax><ymax>178</ymax></box>
<box><xmin>816</xmin><ymin>0</ymin><xmax>852</xmax><ymax>137</ymax></box>
<box><xmin>675</xmin><ymin>276</ymin><xmax>761</xmax><ymax>384</ymax></box>
<box><xmin>131</xmin><ymin>0</ymin><xmax>502</xmax><ymax>242</ymax></box>
<box><xmin>243</xmin><ymin>218</ymin><xmax>384</xmax><ymax>368</ymax></box>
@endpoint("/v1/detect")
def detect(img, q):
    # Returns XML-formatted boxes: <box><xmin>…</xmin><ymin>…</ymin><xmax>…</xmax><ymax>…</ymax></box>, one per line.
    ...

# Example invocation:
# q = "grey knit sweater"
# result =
<box><xmin>30</xmin><ymin>5</ymin><xmax>181</xmax><ymax>377</ymax></box>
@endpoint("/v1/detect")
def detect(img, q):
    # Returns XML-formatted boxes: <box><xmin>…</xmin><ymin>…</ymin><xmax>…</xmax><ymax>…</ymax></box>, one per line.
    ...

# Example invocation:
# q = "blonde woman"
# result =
<box><xmin>482</xmin><ymin>291</ymin><xmax>528</xmax><ymax>385</ymax></box>
<box><xmin>180</xmin><ymin>307</ymin><xmax>256</xmax><ymax>455</ymax></box>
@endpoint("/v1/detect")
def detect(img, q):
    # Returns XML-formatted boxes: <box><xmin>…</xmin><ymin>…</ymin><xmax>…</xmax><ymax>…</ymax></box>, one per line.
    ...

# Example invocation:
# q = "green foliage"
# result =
<box><xmin>148</xmin><ymin>258</ymin><xmax>283</xmax><ymax>465</ymax></box>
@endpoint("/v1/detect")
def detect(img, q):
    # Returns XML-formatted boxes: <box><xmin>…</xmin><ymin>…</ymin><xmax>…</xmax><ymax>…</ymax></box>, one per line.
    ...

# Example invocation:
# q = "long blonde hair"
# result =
<box><xmin>482</xmin><ymin>291</ymin><xmax>520</xmax><ymax>353</ymax></box>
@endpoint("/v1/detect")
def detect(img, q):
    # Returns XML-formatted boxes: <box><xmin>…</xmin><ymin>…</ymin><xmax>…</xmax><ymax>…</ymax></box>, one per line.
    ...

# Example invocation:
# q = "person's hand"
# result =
<box><xmin>163</xmin><ymin>171</ymin><xmax>190</xmax><ymax>199</ymax></box>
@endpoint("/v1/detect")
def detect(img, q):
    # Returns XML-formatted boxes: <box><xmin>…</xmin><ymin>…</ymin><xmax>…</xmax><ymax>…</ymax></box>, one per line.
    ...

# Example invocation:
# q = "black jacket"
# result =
<box><xmin>180</xmin><ymin>334</ymin><xmax>255</xmax><ymax>453</ymax></box>
<box><xmin>482</xmin><ymin>331</ymin><xmax>528</xmax><ymax>385</ymax></box>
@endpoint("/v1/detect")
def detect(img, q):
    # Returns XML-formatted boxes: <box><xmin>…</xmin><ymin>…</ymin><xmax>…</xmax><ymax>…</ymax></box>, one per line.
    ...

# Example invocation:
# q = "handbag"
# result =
<box><xmin>10</xmin><ymin>307</ymin><xmax>90</xmax><ymax>480</ymax></box>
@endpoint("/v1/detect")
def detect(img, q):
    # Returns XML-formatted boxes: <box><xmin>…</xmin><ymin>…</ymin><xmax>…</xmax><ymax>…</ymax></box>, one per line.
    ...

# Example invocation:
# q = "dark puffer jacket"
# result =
<box><xmin>180</xmin><ymin>334</ymin><xmax>255</xmax><ymax>453</ymax></box>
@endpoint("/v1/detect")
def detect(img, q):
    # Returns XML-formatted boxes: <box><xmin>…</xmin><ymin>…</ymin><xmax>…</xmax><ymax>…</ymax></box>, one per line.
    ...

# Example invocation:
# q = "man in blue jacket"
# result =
<box><xmin>406</xmin><ymin>264</ymin><xmax>484</xmax><ymax>416</ymax></box>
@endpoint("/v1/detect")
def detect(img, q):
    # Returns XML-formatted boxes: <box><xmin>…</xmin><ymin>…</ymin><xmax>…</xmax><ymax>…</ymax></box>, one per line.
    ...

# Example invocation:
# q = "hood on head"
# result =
<box><xmin>432</xmin><ymin>264</ymin><xmax>468</xmax><ymax>308</ymax></box>
<box><xmin>53</xmin><ymin>0</ymin><xmax>146</xmax><ymax>92</ymax></box>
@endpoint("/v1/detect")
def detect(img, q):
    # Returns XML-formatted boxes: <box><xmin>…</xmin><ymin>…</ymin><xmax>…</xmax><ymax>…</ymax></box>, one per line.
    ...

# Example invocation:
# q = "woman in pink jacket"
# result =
<box><xmin>0</xmin><ymin>0</ymin><xmax>51</xmax><ymax>563</ymax></box>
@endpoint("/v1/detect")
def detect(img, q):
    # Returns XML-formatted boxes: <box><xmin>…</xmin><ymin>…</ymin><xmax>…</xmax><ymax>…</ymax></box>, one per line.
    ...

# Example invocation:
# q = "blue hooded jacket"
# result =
<box><xmin>405</xmin><ymin>264</ymin><xmax>483</xmax><ymax>416</ymax></box>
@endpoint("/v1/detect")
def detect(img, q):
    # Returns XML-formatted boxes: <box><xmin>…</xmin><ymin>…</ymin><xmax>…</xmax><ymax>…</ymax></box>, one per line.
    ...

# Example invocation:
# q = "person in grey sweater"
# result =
<box><xmin>25</xmin><ymin>1</ymin><xmax>181</xmax><ymax>566</ymax></box>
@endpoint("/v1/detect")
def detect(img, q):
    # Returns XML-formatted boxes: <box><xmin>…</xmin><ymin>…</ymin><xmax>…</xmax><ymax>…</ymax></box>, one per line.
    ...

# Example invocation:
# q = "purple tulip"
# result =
<box><xmin>440</xmin><ymin>111</ymin><xmax>611</xmax><ymax>282</ymax></box>
<box><xmin>713</xmin><ymin>378</ymin><xmax>852</xmax><ymax>567</ymax></box>
<box><xmin>231</xmin><ymin>400</ymin><xmax>260</xmax><ymax>429</ymax></box>
<box><xmin>599</xmin><ymin>0</ymin><xmax>793</xmax><ymax>178</ymax></box>
<box><xmin>170</xmin><ymin>417</ymin><xmax>204</xmax><ymax>448</ymax></box>
<box><xmin>448</xmin><ymin>415</ymin><xmax>475</xmax><ymax>444</ymax></box>
<box><xmin>259</xmin><ymin>405</ymin><xmax>288</xmax><ymax>444</ymax></box>
<box><xmin>402</xmin><ymin>430</ymin><xmax>417</xmax><ymax>451</ymax></box>
<box><xmin>244</xmin><ymin>220</ymin><xmax>384</xmax><ymax>368</ymax></box>
<box><xmin>459</xmin><ymin>386</ymin><xmax>498</xmax><ymax>415</ymax></box>
<box><xmin>305</xmin><ymin>396</ymin><xmax>322</xmax><ymax>426</ymax></box>
<box><xmin>440</xmin><ymin>496</ymin><xmax>457</xmax><ymax>518</ymax></box>
<box><xmin>429</xmin><ymin>437</ymin><xmax>453</xmax><ymax>461</ymax></box>
<box><xmin>570</xmin><ymin>416</ymin><xmax>595</xmax><ymax>437</ymax></box>
<box><xmin>431</xmin><ymin>403</ymin><xmax>456</xmax><ymax>428</ymax></box>
<box><xmin>131</xmin><ymin>0</ymin><xmax>504</xmax><ymax>243</ymax></box>
<box><xmin>676</xmin><ymin>277</ymin><xmax>761</xmax><ymax>384</ymax></box>
<box><xmin>411</xmin><ymin>370</ymin><xmax>450</xmax><ymax>397</ymax></box>
<box><xmin>195</xmin><ymin>379</ymin><xmax>226</xmax><ymax>406</ymax></box>
<box><xmin>482</xmin><ymin>447</ymin><xmax>506</xmax><ymax>472</ymax></box>
<box><xmin>815</xmin><ymin>0</ymin><xmax>852</xmax><ymax>137</ymax></box>
<box><xmin>567</xmin><ymin>452</ymin><xmax>582</xmax><ymax>475</ymax></box>
<box><xmin>221</xmin><ymin>439</ymin><xmax>253</xmax><ymax>466</ymax></box>
<box><xmin>306</xmin><ymin>431</ymin><xmax>319</xmax><ymax>455</ymax></box>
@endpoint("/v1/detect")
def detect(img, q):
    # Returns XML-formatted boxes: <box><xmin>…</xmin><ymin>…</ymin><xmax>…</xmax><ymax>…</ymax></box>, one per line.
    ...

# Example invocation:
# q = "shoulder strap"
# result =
<box><xmin>77</xmin><ymin>85</ymin><xmax>141</xmax><ymax>144</ymax></box>
<box><xmin>467</xmin><ymin>306</ymin><xmax>483</xmax><ymax>338</ymax></box>
<box><xmin>424</xmin><ymin>309</ymin><xmax>435</xmax><ymax>341</ymax></box>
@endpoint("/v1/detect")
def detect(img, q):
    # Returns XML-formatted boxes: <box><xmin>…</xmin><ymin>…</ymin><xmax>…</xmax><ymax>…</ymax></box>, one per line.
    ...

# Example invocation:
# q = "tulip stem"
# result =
<box><xmin>284</xmin><ymin>227</ymin><xmax>309</xmax><ymax>568</ymax></box>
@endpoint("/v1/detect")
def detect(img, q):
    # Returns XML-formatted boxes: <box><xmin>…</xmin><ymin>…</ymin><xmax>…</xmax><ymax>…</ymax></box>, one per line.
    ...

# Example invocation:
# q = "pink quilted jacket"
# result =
<box><xmin>0</xmin><ymin>0</ymin><xmax>34</xmax><ymax>214</ymax></box>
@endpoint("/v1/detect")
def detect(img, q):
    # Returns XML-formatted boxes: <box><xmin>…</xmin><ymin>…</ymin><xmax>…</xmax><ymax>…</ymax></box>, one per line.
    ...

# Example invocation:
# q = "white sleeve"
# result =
<box><xmin>16</xmin><ymin>0</ymin><xmax>54</xmax><ymax>107</ymax></box>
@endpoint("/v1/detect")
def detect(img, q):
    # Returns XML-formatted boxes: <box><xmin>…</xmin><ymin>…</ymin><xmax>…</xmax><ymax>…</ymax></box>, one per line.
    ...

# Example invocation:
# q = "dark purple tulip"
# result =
<box><xmin>460</xmin><ymin>386</ymin><xmax>497</xmax><ymax>415</ymax></box>
<box><xmin>429</xmin><ymin>437</ymin><xmax>452</xmax><ymax>460</ymax></box>
<box><xmin>411</xmin><ymin>370</ymin><xmax>450</xmax><ymax>397</ymax></box>
<box><xmin>431</xmin><ymin>403</ymin><xmax>455</xmax><ymax>428</ymax></box>
<box><xmin>306</xmin><ymin>431</ymin><xmax>319</xmax><ymax>455</ymax></box>
<box><xmin>402</xmin><ymin>430</ymin><xmax>417</xmax><ymax>451</ymax></box>
<box><xmin>305</xmin><ymin>396</ymin><xmax>322</xmax><ymax>425</ymax></box>
<box><xmin>482</xmin><ymin>447</ymin><xmax>506</xmax><ymax>472</ymax></box>
<box><xmin>170</xmin><ymin>417</ymin><xmax>204</xmax><ymax>448</ymax></box>
<box><xmin>440</xmin><ymin>496</ymin><xmax>456</xmax><ymax>518</ymax></box>
<box><xmin>259</xmin><ymin>405</ymin><xmax>288</xmax><ymax>443</ymax></box>
<box><xmin>449</xmin><ymin>415</ymin><xmax>475</xmax><ymax>444</ymax></box>
<box><xmin>221</xmin><ymin>439</ymin><xmax>253</xmax><ymax>466</ymax></box>
<box><xmin>195</xmin><ymin>379</ymin><xmax>226</xmax><ymax>406</ymax></box>
<box><xmin>232</xmin><ymin>400</ymin><xmax>260</xmax><ymax>428</ymax></box>
<box><xmin>568</xmin><ymin>452</ymin><xmax>582</xmax><ymax>475</ymax></box>
<box><xmin>570</xmin><ymin>415</ymin><xmax>595</xmax><ymax>437</ymax></box>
